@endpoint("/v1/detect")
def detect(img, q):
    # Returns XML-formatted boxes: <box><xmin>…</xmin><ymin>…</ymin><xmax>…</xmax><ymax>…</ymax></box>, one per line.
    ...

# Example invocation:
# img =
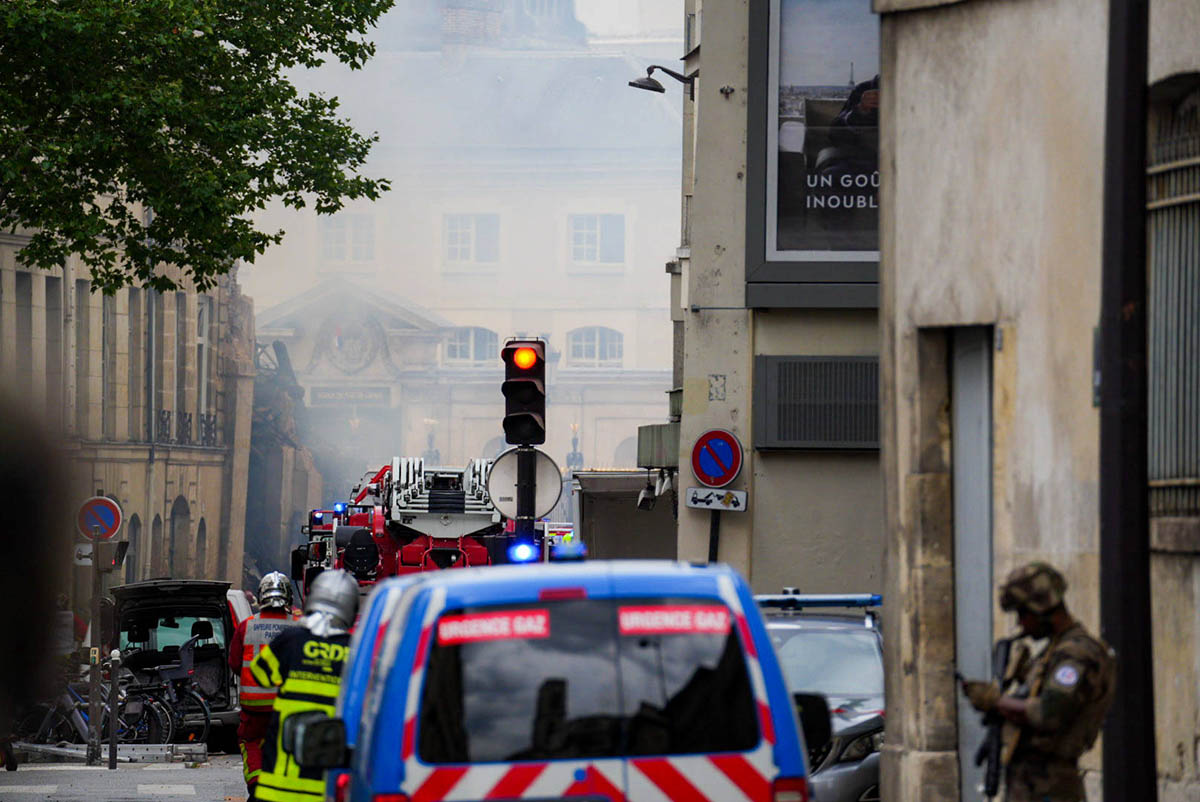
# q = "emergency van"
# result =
<box><xmin>293</xmin><ymin>561</ymin><xmax>828</xmax><ymax>802</ymax></box>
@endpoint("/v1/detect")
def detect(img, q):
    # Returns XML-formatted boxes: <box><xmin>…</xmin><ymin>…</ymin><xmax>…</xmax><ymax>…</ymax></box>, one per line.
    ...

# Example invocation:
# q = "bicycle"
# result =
<box><xmin>125</xmin><ymin>633</ymin><xmax>212</xmax><ymax>744</ymax></box>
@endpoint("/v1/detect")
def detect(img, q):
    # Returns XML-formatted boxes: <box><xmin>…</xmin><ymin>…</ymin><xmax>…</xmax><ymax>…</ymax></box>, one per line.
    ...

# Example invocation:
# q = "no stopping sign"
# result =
<box><xmin>691</xmin><ymin>430</ymin><xmax>743</xmax><ymax>488</ymax></box>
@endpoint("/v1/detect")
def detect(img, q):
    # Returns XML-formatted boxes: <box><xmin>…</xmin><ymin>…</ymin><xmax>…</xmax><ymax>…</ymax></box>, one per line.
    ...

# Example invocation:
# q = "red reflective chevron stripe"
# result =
<box><xmin>371</xmin><ymin>621</ymin><xmax>388</xmax><ymax>662</ymax></box>
<box><xmin>401</xmin><ymin>716</ymin><xmax>416</xmax><ymax>760</ymax></box>
<box><xmin>412</xmin><ymin>766</ymin><xmax>468</xmax><ymax>802</ymax></box>
<box><xmin>735</xmin><ymin>615</ymin><xmax>757</xmax><ymax>658</ymax></box>
<box><xmin>634</xmin><ymin>758</ymin><xmax>708</xmax><ymax>802</ymax></box>
<box><xmin>758</xmin><ymin>702</ymin><xmax>776</xmax><ymax>745</ymax></box>
<box><xmin>485</xmin><ymin>763</ymin><xmax>546</xmax><ymax>799</ymax></box>
<box><xmin>562</xmin><ymin>765</ymin><xmax>625</xmax><ymax>801</ymax></box>
<box><xmin>710</xmin><ymin>754</ymin><xmax>771</xmax><ymax>801</ymax></box>
<box><xmin>413</xmin><ymin>626</ymin><xmax>432</xmax><ymax>672</ymax></box>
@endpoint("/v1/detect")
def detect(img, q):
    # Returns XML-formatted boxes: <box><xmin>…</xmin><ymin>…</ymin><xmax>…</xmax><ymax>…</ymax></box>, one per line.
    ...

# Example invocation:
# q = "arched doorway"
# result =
<box><xmin>194</xmin><ymin>519</ymin><xmax>207</xmax><ymax>579</ymax></box>
<box><xmin>168</xmin><ymin>497</ymin><xmax>190</xmax><ymax>578</ymax></box>
<box><xmin>125</xmin><ymin>514</ymin><xmax>142</xmax><ymax>584</ymax></box>
<box><xmin>150</xmin><ymin>515</ymin><xmax>163</xmax><ymax>577</ymax></box>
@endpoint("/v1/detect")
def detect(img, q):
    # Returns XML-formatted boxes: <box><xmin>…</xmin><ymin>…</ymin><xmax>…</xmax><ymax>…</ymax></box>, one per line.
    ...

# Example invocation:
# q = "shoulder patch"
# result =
<box><xmin>1053</xmin><ymin>664</ymin><xmax>1079</xmax><ymax>687</ymax></box>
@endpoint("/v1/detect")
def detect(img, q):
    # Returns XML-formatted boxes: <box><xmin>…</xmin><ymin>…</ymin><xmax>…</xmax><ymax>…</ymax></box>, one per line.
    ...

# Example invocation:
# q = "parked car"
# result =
<box><xmin>108</xmin><ymin>579</ymin><xmax>239</xmax><ymax>749</ymax></box>
<box><xmin>294</xmin><ymin>561</ymin><xmax>830</xmax><ymax>802</ymax></box>
<box><xmin>758</xmin><ymin>593</ymin><xmax>884</xmax><ymax>802</ymax></box>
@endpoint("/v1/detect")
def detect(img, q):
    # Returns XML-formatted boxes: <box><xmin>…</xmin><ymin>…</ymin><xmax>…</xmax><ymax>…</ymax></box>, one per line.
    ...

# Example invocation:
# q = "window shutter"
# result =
<box><xmin>599</xmin><ymin>214</ymin><xmax>625</xmax><ymax>263</ymax></box>
<box><xmin>475</xmin><ymin>214</ymin><xmax>500</xmax><ymax>262</ymax></box>
<box><xmin>754</xmin><ymin>356</ymin><xmax>879</xmax><ymax>449</ymax></box>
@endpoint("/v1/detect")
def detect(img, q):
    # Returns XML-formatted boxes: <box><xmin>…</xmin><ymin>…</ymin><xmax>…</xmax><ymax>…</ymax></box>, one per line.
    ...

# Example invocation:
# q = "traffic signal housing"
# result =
<box><xmin>94</xmin><ymin>540</ymin><xmax>130</xmax><ymax>573</ymax></box>
<box><xmin>502</xmin><ymin>339</ymin><xmax>546</xmax><ymax>445</ymax></box>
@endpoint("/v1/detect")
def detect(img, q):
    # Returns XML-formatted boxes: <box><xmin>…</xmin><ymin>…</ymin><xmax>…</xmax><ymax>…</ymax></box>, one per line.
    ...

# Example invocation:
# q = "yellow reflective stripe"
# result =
<box><xmin>257</xmin><ymin>772</ymin><xmax>326</xmax><ymax>793</ymax></box>
<box><xmin>254</xmin><ymin>781</ymin><xmax>324</xmax><ymax>802</ymax></box>
<box><xmin>250</xmin><ymin>645</ymin><xmax>283</xmax><ymax>688</ymax></box>
<box><xmin>280</xmin><ymin>678</ymin><xmax>342</xmax><ymax>699</ymax></box>
<box><xmin>272</xmin><ymin>698</ymin><xmax>336</xmax><ymax>717</ymax></box>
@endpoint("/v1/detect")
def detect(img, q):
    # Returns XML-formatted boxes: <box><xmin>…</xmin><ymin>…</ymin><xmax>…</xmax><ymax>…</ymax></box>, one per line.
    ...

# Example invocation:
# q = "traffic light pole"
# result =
<box><xmin>516</xmin><ymin>446</ymin><xmax>537</xmax><ymax>539</ymax></box>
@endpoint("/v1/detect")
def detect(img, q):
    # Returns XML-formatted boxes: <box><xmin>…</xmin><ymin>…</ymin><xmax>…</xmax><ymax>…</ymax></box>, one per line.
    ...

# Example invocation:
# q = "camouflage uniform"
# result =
<box><xmin>999</xmin><ymin>563</ymin><xmax>1116</xmax><ymax>802</ymax></box>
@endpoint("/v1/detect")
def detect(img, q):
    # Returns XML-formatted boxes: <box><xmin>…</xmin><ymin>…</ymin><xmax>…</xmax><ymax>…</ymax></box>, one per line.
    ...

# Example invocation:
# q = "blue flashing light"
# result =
<box><xmin>508</xmin><ymin>542</ymin><xmax>538</xmax><ymax>563</ymax></box>
<box><xmin>313</xmin><ymin>511</ymin><xmax>324</xmax><ymax>520</ymax></box>
<box><xmin>333</xmin><ymin>502</ymin><xmax>346</xmax><ymax>514</ymax></box>
<box><xmin>755</xmin><ymin>593</ymin><xmax>882</xmax><ymax>609</ymax></box>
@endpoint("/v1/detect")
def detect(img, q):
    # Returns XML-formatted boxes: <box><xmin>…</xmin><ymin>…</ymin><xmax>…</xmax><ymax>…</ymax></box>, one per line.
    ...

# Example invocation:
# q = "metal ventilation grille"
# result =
<box><xmin>754</xmin><ymin>356</ymin><xmax>879</xmax><ymax>449</ymax></box>
<box><xmin>1148</xmin><ymin>90</ymin><xmax>1200</xmax><ymax>517</ymax></box>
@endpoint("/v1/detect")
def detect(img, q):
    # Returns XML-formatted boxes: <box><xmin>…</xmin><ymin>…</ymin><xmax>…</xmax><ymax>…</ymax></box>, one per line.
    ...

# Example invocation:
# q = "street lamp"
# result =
<box><xmin>628</xmin><ymin>66</ymin><xmax>696</xmax><ymax>100</ymax></box>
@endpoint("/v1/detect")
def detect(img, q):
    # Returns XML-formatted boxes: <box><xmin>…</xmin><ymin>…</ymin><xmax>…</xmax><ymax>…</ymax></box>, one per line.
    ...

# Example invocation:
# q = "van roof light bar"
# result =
<box><xmin>754</xmin><ymin>593</ymin><xmax>882</xmax><ymax>609</ymax></box>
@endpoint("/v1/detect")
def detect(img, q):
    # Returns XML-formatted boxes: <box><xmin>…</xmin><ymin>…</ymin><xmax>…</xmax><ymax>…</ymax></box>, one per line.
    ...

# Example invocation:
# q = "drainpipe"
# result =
<box><xmin>1098</xmin><ymin>0</ymin><xmax>1157</xmax><ymax>798</ymax></box>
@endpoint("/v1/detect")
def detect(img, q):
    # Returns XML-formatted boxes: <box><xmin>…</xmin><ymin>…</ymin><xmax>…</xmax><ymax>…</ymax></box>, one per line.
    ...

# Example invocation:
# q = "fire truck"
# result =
<box><xmin>290</xmin><ymin>456</ymin><xmax>543</xmax><ymax>598</ymax></box>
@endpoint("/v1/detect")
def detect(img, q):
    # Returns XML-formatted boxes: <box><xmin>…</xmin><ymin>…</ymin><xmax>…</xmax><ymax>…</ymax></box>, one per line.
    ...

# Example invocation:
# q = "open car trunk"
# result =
<box><xmin>112</xmin><ymin>580</ymin><xmax>235</xmax><ymax>714</ymax></box>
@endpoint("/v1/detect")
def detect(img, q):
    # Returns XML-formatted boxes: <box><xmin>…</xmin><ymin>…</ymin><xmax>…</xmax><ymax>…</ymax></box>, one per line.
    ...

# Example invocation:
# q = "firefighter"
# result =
<box><xmin>249</xmin><ymin>570</ymin><xmax>359</xmax><ymax>802</ymax></box>
<box><xmin>229</xmin><ymin>572</ymin><xmax>302</xmax><ymax>796</ymax></box>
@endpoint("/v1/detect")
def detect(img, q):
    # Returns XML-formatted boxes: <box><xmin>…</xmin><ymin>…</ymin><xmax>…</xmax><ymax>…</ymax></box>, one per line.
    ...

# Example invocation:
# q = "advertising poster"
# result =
<box><xmin>767</xmin><ymin>0</ymin><xmax>879</xmax><ymax>261</ymax></box>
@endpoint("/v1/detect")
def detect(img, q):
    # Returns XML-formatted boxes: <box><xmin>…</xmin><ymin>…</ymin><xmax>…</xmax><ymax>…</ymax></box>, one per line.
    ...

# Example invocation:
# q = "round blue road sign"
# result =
<box><xmin>77</xmin><ymin>496</ymin><xmax>123</xmax><ymax>541</ymax></box>
<box><xmin>691</xmin><ymin>429</ymin><xmax>743</xmax><ymax>488</ymax></box>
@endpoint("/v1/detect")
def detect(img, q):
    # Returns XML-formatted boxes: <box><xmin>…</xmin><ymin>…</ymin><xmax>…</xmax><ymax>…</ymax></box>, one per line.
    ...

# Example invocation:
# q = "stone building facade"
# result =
<box><xmin>877</xmin><ymin>0</ymin><xmax>1200</xmax><ymax>799</ymax></box>
<box><xmin>0</xmin><ymin>239</ymin><xmax>255</xmax><ymax>591</ymax></box>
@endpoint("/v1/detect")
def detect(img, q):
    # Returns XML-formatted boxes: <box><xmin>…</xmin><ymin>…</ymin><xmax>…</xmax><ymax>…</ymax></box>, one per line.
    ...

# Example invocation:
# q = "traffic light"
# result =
<box><xmin>501</xmin><ymin>339</ymin><xmax>546</xmax><ymax>445</ymax></box>
<box><xmin>94</xmin><ymin>540</ymin><xmax>130</xmax><ymax>573</ymax></box>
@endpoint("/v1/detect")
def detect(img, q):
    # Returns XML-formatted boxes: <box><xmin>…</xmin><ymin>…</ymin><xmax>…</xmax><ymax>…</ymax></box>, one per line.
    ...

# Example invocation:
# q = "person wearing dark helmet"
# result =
<box><xmin>249</xmin><ymin>570</ymin><xmax>359</xmax><ymax>802</ymax></box>
<box><xmin>961</xmin><ymin>562</ymin><xmax>1116</xmax><ymax>802</ymax></box>
<box><xmin>230</xmin><ymin>572</ymin><xmax>302</xmax><ymax>796</ymax></box>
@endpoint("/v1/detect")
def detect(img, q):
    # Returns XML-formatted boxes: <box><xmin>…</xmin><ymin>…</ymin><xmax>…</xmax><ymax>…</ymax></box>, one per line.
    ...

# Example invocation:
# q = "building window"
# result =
<box><xmin>322</xmin><ymin>215</ymin><xmax>374</xmax><ymax>262</ymax></box>
<box><xmin>321</xmin><ymin>217</ymin><xmax>346</xmax><ymax>261</ymax></box>
<box><xmin>196</xmin><ymin>296</ymin><xmax>212</xmax><ymax>419</ymax></box>
<box><xmin>351</xmin><ymin>216</ymin><xmax>375</xmax><ymax>261</ymax></box>
<box><xmin>525</xmin><ymin>0</ymin><xmax>560</xmax><ymax>16</ymax></box>
<box><xmin>567</xmin><ymin>326</ymin><xmax>623</xmax><ymax>367</ymax></box>
<box><xmin>444</xmin><ymin>214</ymin><xmax>500</xmax><ymax>265</ymax></box>
<box><xmin>445</xmin><ymin>327</ymin><xmax>499</xmax><ymax>364</ymax></box>
<box><xmin>569</xmin><ymin>214</ymin><xmax>625</xmax><ymax>265</ymax></box>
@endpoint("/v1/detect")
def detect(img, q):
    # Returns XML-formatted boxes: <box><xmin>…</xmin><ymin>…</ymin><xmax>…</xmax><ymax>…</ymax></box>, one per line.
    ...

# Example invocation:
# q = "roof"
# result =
<box><xmin>299</xmin><ymin>50</ymin><xmax>682</xmax><ymax>164</ymax></box>
<box><xmin>255</xmin><ymin>278</ymin><xmax>454</xmax><ymax>333</ymax></box>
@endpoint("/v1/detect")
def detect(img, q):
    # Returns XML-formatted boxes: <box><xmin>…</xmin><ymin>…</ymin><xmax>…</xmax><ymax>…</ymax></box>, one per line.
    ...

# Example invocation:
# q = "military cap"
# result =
<box><xmin>1000</xmin><ymin>561</ymin><xmax>1067</xmax><ymax>613</ymax></box>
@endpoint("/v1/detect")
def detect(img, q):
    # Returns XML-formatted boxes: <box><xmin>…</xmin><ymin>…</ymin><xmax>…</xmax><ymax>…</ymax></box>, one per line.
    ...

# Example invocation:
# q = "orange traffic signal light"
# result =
<box><xmin>501</xmin><ymin>340</ymin><xmax>546</xmax><ymax>445</ymax></box>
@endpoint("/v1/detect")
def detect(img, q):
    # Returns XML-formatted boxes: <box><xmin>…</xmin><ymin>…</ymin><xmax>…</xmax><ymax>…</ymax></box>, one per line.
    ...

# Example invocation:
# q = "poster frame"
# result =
<box><xmin>744</xmin><ymin>0</ymin><xmax>879</xmax><ymax>308</ymax></box>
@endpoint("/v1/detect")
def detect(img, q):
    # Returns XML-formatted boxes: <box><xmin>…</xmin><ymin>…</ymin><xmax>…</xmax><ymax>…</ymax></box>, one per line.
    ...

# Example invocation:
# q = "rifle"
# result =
<box><xmin>971</xmin><ymin>637</ymin><xmax>1013</xmax><ymax>799</ymax></box>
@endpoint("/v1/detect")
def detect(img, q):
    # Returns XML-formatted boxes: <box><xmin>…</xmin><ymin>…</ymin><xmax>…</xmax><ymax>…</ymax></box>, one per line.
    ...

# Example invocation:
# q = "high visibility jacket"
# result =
<box><xmin>250</xmin><ymin>627</ymin><xmax>351</xmax><ymax>802</ymax></box>
<box><xmin>230</xmin><ymin>611</ymin><xmax>301</xmax><ymax>711</ymax></box>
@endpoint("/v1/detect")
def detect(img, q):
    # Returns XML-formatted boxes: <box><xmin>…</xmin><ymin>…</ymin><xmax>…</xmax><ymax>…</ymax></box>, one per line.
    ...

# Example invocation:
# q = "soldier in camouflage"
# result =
<box><xmin>961</xmin><ymin>562</ymin><xmax>1116</xmax><ymax>802</ymax></box>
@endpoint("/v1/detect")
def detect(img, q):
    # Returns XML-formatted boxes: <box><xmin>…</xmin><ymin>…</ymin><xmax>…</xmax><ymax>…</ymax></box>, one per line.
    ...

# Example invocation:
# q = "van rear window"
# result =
<box><xmin>417</xmin><ymin>597</ymin><xmax>759</xmax><ymax>763</ymax></box>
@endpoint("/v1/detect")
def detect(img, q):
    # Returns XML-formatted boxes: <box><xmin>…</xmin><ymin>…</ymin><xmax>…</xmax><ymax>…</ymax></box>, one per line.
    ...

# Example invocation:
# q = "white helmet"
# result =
<box><xmin>303</xmin><ymin>570</ymin><xmax>360</xmax><ymax>632</ymax></box>
<box><xmin>257</xmin><ymin>571</ymin><xmax>293</xmax><ymax>611</ymax></box>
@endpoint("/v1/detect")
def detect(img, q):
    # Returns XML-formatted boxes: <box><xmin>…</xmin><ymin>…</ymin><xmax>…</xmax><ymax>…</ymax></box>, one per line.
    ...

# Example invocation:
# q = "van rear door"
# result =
<box><xmin>405</xmin><ymin>597</ymin><xmax>627</xmax><ymax>800</ymax></box>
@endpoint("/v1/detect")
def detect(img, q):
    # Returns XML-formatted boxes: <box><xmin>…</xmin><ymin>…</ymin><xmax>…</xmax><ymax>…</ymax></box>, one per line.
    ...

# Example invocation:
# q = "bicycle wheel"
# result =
<box><xmin>172</xmin><ymin>688</ymin><xmax>211</xmax><ymax>745</ymax></box>
<box><xmin>15</xmin><ymin>704</ymin><xmax>75</xmax><ymax>745</ymax></box>
<box><xmin>116</xmin><ymin>692</ymin><xmax>174</xmax><ymax>744</ymax></box>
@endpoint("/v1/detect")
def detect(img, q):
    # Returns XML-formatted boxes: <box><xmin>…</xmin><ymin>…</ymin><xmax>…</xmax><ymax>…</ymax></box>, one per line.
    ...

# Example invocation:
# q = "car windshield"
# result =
<box><xmin>769</xmin><ymin>624</ymin><xmax>883</xmax><ymax>697</ymax></box>
<box><xmin>121</xmin><ymin>613</ymin><xmax>226</xmax><ymax>651</ymax></box>
<box><xmin>418</xmin><ymin>597</ymin><xmax>759</xmax><ymax>763</ymax></box>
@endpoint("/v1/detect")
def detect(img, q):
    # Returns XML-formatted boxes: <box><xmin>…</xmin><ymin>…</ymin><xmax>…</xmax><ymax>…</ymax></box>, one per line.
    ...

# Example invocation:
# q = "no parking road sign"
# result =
<box><xmin>691</xmin><ymin>429</ymin><xmax>743</xmax><ymax>488</ymax></box>
<box><xmin>77</xmin><ymin>496</ymin><xmax>123</xmax><ymax>541</ymax></box>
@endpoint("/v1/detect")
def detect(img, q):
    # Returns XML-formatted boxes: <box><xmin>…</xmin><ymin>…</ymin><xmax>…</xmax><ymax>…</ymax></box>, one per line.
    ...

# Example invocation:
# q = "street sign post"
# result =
<box><xmin>689</xmin><ymin>431</ymin><xmax>745</xmax><ymax>564</ymax></box>
<box><xmin>77</xmin><ymin>494</ymin><xmax>121</xmax><ymax>766</ymax></box>
<box><xmin>77</xmin><ymin>496</ymin><xmax>123</xmax><ymax>541</ymax></box>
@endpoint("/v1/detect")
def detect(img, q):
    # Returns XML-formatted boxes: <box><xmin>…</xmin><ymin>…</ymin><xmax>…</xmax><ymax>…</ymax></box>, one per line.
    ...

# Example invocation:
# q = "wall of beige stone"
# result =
<box><xmin>0</xmin><ymin>244</ymin><xmax>255</xmax><ymax>592</ymax></box>
<box><xmin>879</xmin><ymin>0</ymin><xmax>1200</xmax><ymax>798</ymax></box>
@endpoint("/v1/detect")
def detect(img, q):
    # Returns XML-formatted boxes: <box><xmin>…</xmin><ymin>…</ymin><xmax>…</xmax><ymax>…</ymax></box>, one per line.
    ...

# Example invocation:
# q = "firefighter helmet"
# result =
<box><xmin>257</xmin><ymin>571</ymin><xmax>293</xmax><ymax>611</ymax></box>
<box><xmin>304</xmin><ymin>569</ymin><xmax>360</xmax><ymax>629</ymax></box>
<box><xmin>1000</xmin><ymin>562</ymin><xmax>1067</xmax><ymax>614</ymax></box>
